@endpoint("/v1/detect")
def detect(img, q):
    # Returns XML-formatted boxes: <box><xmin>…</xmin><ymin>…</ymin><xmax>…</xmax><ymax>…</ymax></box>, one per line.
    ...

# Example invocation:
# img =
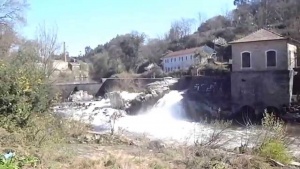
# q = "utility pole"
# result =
<box><xmin>63</xmin><ymin>42</ymin><xmax>67</xmax><ymax>62</ymax></box>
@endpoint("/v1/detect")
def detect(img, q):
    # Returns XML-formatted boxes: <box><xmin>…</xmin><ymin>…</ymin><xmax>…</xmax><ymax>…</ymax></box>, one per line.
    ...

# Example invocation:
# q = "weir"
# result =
<box><xmin>53</xmin><ymin>77</ymin><xmax>177</xmax><ymax>100</ymax></box>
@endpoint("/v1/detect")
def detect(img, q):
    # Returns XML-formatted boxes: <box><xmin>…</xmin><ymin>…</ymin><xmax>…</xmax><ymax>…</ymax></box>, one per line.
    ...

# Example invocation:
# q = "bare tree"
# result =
<box><xmin>0</xmin><ymin>0</ymin><xmax>27</xmax><ymax>56</ymax></box>
<box><xmin>0</xmin><ymin>25</ymin><xmax>18</xmax><ymax>56</ymax></box>
<box><xmin>197</xmin><ymin>12</ymin><xmax>207</xmax><ymax>27</ymax></box>
<box><xmin>168</xmin><ymin>18</ymin><xmax>196</xmax><ymax>41</ymax></box>
<box><xmin>35</xmin><ymin>22</ymin><xmax>60</xmax><ymax>78</ymax></box>
<box><xmin>0</xmin><ymin>0</ymin><xmax>28</xmax><ymax>26</ymax></box>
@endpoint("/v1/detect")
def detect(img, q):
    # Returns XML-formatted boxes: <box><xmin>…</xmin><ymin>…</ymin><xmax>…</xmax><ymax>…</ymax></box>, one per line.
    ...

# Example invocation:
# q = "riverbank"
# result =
<box><xmin>1</xmin><ymin>110</ymin><xmax>300</xmax><ymax>168</ymax></box>
<box><xmin>5</xmin><ymin>130</ymin><xmax>297</xmax><ymax>169</ymax></box>
<box><xmin>72</xmin><ymin>133</ymin><xmax>300</xmax><ymax>169</ymax></box>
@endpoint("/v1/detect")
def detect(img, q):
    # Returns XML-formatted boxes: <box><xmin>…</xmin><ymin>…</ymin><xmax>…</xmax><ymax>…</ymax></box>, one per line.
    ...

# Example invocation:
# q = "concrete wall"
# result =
<box><xmin>231</xmin><ymin>70</ymin><xmax>294</xmax><ymax>114</ymax></box>
<box><xmin>55</xmin><ymin>83</ymin><xmax>102</xmax><ymax>100</ymax></box>
<box><xmin>52</xmin><ymin>60</ymin><xmax>69</xmax><ymax>71</ymax></box>
<box><xmin>231</xmin><ymin>40</ymin><xmax>288</xmax><ymax>71</ymax></box>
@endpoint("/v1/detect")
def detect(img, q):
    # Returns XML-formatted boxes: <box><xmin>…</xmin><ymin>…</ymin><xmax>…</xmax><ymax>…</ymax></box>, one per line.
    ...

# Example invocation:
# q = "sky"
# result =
<box><xmin>21</xmin><ymin>0</ymin><xmax>235</xmax><ymax>56</ymax></box>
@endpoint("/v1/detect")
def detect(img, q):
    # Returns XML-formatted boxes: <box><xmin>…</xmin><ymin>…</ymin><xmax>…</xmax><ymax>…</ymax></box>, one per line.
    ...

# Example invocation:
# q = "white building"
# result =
<box><xmin>162</xmin><ymin>45</ymin><xmax>215</xmax><ymax>73</ymax></box>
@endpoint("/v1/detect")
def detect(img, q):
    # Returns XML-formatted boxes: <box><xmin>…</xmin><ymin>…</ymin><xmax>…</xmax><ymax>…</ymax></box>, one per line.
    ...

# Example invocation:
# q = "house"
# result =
<box><xmin>162</xmin><ymin>45</ymin><xmax>215</xmax><ymax>73</ymax></box>
<box><xmin>229</xmin><ymin>28</ymin><xmax>299</xmax><ymax>117</ymax></box>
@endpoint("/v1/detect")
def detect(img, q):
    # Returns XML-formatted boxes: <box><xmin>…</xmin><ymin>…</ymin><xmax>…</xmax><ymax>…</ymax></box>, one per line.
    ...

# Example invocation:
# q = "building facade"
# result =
<box><xmin>229</xmin><ymin>28</ymin><xmax>298</xmax><ymax>116</ymax></box>
<box><xmin>162</xmin><ymin>45</ymin><xmax>215</xmax><ymax>73</ymax></box>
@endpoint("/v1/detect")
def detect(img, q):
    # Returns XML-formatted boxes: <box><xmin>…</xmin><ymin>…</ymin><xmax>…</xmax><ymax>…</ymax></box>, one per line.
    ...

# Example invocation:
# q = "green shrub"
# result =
<box><xmin>257</xmin><ymin>112</ymin><xmax>291</xmax><ymax>164</ymax></box>
<box><xmin>0</xmin><ymin>53</ymin><xmax>52</xmax><ymax>131</ymax></box>
<box><xmin>0</xmin><ymin>154</ymin><xmax>39</xmax><ymax>169</ymax></box>
<box><xmin>259</xmin><ymin>139</ymin><xmax>291</xmax><ymax>164</ymax></box>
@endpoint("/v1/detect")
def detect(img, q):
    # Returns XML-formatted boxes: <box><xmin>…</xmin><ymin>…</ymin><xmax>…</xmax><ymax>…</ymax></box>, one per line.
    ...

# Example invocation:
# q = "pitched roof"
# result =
<box><xmin>229</xmin><ymin>28</ymin><xmax>287</xmax><ymax>44</ymax></box>
<box><xmin>164</xmin><ymin>45</ymin><xmax>215</xmax><ymax>58</ymax></box>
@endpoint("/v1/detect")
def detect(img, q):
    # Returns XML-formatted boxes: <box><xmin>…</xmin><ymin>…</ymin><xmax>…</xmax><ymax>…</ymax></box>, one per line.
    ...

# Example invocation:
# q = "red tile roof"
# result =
<box><xmin>229</xmin><ymin>28</ymin><xmax>287</xmax><ymax>44</ymax></box>
<box><xmin>163</xmin><ymin>47</ymin><xmax>200</xmax><ymax>58</ymax></box>
<box><xmin>163</xmin><ymin>46</ymin><xmax>214</xmax><ymax>58</ymax></box>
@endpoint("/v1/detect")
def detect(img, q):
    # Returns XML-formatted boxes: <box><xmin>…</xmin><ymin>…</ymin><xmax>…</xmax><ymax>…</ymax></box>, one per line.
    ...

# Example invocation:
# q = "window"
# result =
<box><xmin>266</xmin><ymin>50</ymin><xmax>276</xmax><ymax>67</ymax></box>
<box><xmin>178</xmin><ymin>66</ymin><xmax>180</xmax><ymax>69</ymax></box>
<box><xmin>174</xmin><ymin>58</ymin><xmax>176</xmax><ymax>62</ymax></box>
<box><xmin>186</xmin><ymin>56</ymin><xmax>187</xmax><ymax>60</ymax></box>
<box><xmin>171</xmin><ymin>58</ymin><xmax>172</xmax><ymax>62</ymax></box>
<box><xmin>241</xmin><ymin>52</ymin><xmax>251</xmax><ymax>68</ymax></box>
<box><xmin>190</xmin><ymin>55</ymin><xmax>193</xmax><ymax>60</ymax></box>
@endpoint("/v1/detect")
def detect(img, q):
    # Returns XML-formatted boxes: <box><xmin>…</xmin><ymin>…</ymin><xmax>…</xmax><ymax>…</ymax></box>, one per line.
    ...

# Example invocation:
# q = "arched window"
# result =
<box><xmin>241</xmin><ymin>52</ymin><xmax>251</xmax><ymax>68</ymax></box>
<box><xmin>266</xmin><ymin>50</ymin><xmax>277</xmax><ymax>67</ymax></box>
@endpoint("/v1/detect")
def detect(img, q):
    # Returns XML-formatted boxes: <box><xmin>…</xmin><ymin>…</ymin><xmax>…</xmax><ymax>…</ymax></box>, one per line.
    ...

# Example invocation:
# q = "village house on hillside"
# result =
<box><xmin>162</xmin><ymin>45</ymin><xmax>216</xmax><ymax>73</ymax></box>
<box><xmin>229</xmin><ymin>28</ymin><xmax>299</xmax><ymax>117</ymax></box>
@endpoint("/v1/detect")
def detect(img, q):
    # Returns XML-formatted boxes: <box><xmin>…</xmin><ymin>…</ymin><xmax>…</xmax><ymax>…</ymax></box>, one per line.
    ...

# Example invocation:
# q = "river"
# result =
<box><xmin>54</xmin><ymin>90</ymin><xmax>300</xmax><ymax>156</ymax></box>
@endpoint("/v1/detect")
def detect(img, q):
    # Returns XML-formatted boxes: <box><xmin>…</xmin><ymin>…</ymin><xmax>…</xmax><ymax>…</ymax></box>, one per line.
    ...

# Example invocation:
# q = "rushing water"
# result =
<box><xmin>56</xmin><ymin>90</ymin><xmax>300</xmax><ymax>156</ymax></box>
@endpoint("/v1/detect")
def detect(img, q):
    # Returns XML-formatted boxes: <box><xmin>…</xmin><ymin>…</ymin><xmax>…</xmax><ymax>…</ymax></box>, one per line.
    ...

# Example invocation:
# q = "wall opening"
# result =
<box><xmin>73</xmin><ymin>86</ymin><xmax>79</xmax><ymax>93</ymax></box>
<box><xmin>256</xmin><ymin>106</ymin><xmax>280</xmax><ymax>123</ymax></box>
<box><xmin>234</xmin><ymin>105</ymin><xmax>256</xmax><ymax>126</ymax></box>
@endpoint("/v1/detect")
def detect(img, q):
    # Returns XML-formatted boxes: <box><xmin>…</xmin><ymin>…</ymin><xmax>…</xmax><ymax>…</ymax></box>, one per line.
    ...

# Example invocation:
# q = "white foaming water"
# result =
<box><xmin>114</xmin><ymin>90</ymin><xmax>226</xmax><ymax>145</ymax></box>
<box><xmin>56</xmin><ymin>90</ymin><xmax>300</xmax><ymax>155</ymax></box>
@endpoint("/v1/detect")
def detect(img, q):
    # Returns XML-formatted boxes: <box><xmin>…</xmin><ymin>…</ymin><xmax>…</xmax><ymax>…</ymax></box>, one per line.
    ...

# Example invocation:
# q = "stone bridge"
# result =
<box><xmin>53</xmin><ymin>77</ymin><xmax>174</xmax><ymax>100</ymax></box>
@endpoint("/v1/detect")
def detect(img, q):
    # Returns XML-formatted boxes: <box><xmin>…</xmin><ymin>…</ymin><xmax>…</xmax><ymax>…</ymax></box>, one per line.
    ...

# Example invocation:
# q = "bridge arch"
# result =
<box><xmin>265</xmin><ymin>106</ymin><xmax>280</xmax><ymax>115</ymax></box>
<box><xmin>234</xmin><ymin>105</ymin><xmax>256</xmax><ymax>125</ymax></box>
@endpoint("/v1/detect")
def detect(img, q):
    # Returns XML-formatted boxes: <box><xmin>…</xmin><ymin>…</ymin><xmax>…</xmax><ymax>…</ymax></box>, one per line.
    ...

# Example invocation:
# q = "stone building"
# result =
<box><xmin>229</xmin><ymin>28</ymin><xmax>299</xmax><ymax>117</ymax></box>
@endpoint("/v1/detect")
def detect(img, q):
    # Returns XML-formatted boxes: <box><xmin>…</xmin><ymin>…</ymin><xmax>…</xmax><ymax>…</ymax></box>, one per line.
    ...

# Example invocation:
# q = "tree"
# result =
<box><xmin>84</xmin><ymin>46</ymin><xmax>93</xmax><ymax>56</ymax></box>
<box><xmin>0</xmin><ymin>0</ymin><xmax>28</xmax><ymax>27</ymax></box>
<box><xmin>0</xmin><ymin>25</ymin><xmax>18</xmax><ymax>56</ymax></box>
<box><xmin>197</xmin><ymin>12</ymin><xmax>207</xmax><ymax>27</ymax></box>
<box><xmin>167</xmin><ymin>18</ymin><xmax>196</xmax><ymax>41</ymax></box>
<box><xmin>0</xmin><ymin>0</ymin><xmax>28</xmax><ymax>57</ymax></box>
<box><xmin>35</xmin><ymin>22</ymin><xmax>60</xmax><ymax>78</ymax></box>
<box><xmin>233</xmin><ymin>0</ymin><xmax>251</xmax><ymax>6</ymax></box>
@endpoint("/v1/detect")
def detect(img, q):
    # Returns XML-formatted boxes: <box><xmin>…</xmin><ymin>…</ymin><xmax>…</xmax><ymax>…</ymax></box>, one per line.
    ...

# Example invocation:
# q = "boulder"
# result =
<box><xmin>106</xmin><ymin>91</ymin><xmax>125</xmax><ymax>109</ymax></box>
<box><xmin>125</xmin><ymin>80</ymin><xmax>170</xmax><ymax>115</ymax></box>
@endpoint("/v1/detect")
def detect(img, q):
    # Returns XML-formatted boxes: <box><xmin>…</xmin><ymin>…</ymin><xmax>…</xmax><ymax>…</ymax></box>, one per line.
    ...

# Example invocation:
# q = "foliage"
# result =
<box><xmin>0</xmin><ymin>154</ymin><xmax>39</xmax><ymax>169</ymax></box>
<box><xmin>89</xmin><ymin>51</ymin><xmax>125</xmax><ymax>79</ymax></box>
<box><xmin>0</xmin><ymin>53</ymin><xmax>53</xmax><ymax>131</ymax></box>
<box><xmin>257</xmin><ymin>113</ymin><xmax>291</xmax><ymax>164</ymax></box>
<box><xmin>191</xmin><ymin>63</ymin><xmax>229</xmax><ymax>76</ymax></box>
<box><xmin>259</xmin><ymin>139</ymin><xmax>291</xmax><ymax>164</ymax></box>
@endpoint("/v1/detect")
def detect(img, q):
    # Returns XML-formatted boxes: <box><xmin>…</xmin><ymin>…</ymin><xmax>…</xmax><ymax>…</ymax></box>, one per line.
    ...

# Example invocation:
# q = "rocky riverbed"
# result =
<box><xmin>53</xmin><ymin>78</ymin><xmax>300</xmax><ymax>168</ymax></box>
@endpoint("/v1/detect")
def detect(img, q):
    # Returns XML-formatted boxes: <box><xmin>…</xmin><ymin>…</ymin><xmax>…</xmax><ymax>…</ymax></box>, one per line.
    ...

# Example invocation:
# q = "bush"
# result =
<box><xmin>196</xmin><ymin>63</ymin><xmax>229</xmax><ymax>76</ymax></box>
<box><xmin>259</xmin><ymin>139</ymin><xmax>291</xmax><ymax>164</ymax></box>
<box><xmin>0</xmin><ymin>154</ymin><xmax>39</xmax><ymax>169</ymax></box>
<box><xmin>257</xmin><ymin>112</ymin><xmax>291</xmax><ymax>164</ymax></box>
<box><xmin>0</xmin><ymin>53</ymin><xmax>53</xmax><ymax>131</ymax></box>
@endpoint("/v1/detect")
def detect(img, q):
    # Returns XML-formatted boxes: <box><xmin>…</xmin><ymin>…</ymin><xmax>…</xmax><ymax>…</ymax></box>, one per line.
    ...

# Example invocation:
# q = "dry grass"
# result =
<box><xmin>62</xmin><ymin>142</ymin><xmax>284</xmax><ymax>169</ymax></box>
<box><xmin>0</xmin><ymin>112</ymin><xmax>91</xmax><ymax>169</ymax></box>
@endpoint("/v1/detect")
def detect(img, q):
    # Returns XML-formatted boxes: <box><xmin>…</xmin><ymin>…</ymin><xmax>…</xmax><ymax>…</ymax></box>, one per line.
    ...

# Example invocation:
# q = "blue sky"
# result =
<box><xmin>21</xmin><ymin>0</ymin><xmax>235</xmax><ymax>56</ymax></box>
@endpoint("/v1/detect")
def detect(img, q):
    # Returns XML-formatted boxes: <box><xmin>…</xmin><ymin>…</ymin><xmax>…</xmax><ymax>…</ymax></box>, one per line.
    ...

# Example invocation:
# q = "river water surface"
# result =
<box><xmin>55</xmin><ymin>90</ymin><xmax>300</xmax><ymax>156</ymax></box>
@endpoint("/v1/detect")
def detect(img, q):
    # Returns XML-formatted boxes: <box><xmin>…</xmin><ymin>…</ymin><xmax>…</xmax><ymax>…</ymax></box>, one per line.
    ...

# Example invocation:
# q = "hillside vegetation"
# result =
<box><xmin>83</xmin><ymin>0</ymin><xmax>300</xmax><ymax>79</ymax></box>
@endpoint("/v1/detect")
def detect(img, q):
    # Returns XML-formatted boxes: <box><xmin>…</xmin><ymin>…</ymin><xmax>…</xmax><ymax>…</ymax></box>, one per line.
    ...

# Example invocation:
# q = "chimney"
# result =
<box><xmin>63</xmin><ymin>42</ymin><xmax>67</xmax><ymax>62</ymax></box>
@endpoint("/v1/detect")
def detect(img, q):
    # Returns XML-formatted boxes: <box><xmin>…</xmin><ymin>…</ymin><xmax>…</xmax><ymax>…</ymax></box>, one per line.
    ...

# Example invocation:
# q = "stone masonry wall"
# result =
<box><xmin>231</xmin><ymin>70</ymin><xmax>294</xmax><ymax>114</ymax></box>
